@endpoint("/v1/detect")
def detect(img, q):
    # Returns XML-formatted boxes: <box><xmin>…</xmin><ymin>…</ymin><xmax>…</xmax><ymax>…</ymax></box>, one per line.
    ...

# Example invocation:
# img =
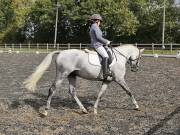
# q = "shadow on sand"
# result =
<box><xmin>10</xmin><ymin>92</ymin><xmax>96</xmax><ymax>113</ymax></box>
<box><xmin>144</xmin><ymin>106</ymin><xmax>180</xmax><ymax>135</ymax></box>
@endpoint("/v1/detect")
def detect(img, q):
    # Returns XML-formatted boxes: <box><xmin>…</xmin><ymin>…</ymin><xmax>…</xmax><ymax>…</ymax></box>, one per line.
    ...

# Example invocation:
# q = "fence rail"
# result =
<box><xmin>0</xmin><ymin>43</ymin><xmax>180</xmax><ymax>55</ymax></box>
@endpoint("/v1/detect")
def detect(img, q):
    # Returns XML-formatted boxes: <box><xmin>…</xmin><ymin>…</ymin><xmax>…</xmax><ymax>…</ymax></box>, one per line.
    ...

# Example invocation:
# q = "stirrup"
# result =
<box><xmin>103</xmin><ymin>71</ymin><xmax>112</xmax><ymax>81</ymax></box>
<box><xmin>103</xmin><ymin>75</ymin><xmax>113</xmax><ymax>81</ymax></box>
<box><xmin>106</xmin><ymin>76</ymin><xmax>113</xmax><ymax>81</ymax></box>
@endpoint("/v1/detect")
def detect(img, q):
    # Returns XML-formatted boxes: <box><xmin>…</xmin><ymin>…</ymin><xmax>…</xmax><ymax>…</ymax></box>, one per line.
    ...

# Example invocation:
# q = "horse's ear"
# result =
<box><xmin>140</xmin><ymin>48</ymin><xmax>145</xmax><ymax>53</ymax></box>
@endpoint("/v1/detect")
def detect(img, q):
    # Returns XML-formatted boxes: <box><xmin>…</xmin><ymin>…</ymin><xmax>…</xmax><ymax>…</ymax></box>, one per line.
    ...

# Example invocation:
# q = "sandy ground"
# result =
<box><xmin>0</xmin><ymin>53</ymin><xmax>179</xmax><ymax>135</ymax></box>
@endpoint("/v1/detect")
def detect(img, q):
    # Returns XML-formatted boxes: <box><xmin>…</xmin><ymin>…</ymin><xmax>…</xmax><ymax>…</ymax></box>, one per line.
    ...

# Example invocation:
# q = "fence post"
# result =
<box><xmin>135</xmin><ymin>43</ymin><xmax>137</xmax><ymax>47</ymax></box>
<box><xmin>57</xmin><ymin>43</ymin><xmax>59</xmax><ymax>50</ymax></box>
<box><xmin>20</xmin><ymin>43</ymin><xmax>22</xmax><ymax>51</ymax></box>
<box><xmin>12</xmin><ymin>43</ymin><xmax>14</xmax><ymax>51</ymax></box>
<box><xmin>152</xmin><ymin>43</ymin><xmax>154</xmax><ymax>54</ymax></box>
<box><xmin>68</xmin><ymin>43</ymin><xmax>70</xmax><ymax>49</ymax></box>
<box><xmin>28</xmin><ymin>43</ymin><xmax>30</xmax><ymax>52</ymax></box>
<box><xmin>37</xmin><ymin>43</ymin><xmax>39</xmax><ymax>50</ymax></box>
<box><xmin>5</xmin><ymin>43</ymin><xmax>7</xmax><ymax>51</ymax></box>
<box><xmin>170</xmin><ymin>43</ymin><xmax>172</xmax><ymax>54</ymax></box>
<box><xmin>47</xmin><ymin>43</ymin><xmax>49</xmax><ymax>53</ymax></box>
<box><xmin>80</xmin><ymin>43</ymin><xmax>82</xmax><ymax>50</ymax></box>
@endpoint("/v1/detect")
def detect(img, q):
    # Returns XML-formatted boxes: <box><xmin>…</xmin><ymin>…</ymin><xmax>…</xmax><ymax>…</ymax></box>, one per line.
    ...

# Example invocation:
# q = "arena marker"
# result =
<box><xmin>8</xmin><ymin>49</ymin><xmax>12</xmax><ymax>53</ymax></box>
<box><xmin>36</xmin><ymin>51</ymin><xmax>40</xmax><ymax>54</ymax></box>
<box><xmin>176</xmin><ymin>51</ymin><xmax>180</xmax><ymax>59</ymax></box>
<box><xmin>154</xmin><ymin>54</ymin><xmax>158</xmax><ymax>58</ymax></box>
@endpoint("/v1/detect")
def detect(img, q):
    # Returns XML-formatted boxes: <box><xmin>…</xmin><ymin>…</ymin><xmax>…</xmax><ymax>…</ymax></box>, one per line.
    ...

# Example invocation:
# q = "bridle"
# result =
<box><xmin>112</xmin><ymin>47</ymin><xmax>141</xmax><ymax>71</ymax></box>
<box><xmin>128</xmin><ymin>49</ymin><xmax>141</xmax><ymax>67</ymax></box>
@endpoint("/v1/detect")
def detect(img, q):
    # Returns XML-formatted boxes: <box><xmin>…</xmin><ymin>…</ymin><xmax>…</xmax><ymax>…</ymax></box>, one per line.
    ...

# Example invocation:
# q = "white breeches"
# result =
<box><xmin>95</xmin><ymin>46</ymin><xmax>109</xmax><ymax>58</ymax></box>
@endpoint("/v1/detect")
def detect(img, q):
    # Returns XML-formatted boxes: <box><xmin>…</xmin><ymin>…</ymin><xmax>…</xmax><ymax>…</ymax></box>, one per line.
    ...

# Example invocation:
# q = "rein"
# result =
<box><xmin>110</xmin><ymin>46</ymin><xmax>141</xmax><ymax>65</ymax></box>
<box><xmin>112</xmin><ymin>47</ymin><xmax>131</xmax><ymax>64</ymax></box>
<box><xmin>113</xmin><ymin>48</ymin><xmax>129</xmax><ymax>61</ymax></box>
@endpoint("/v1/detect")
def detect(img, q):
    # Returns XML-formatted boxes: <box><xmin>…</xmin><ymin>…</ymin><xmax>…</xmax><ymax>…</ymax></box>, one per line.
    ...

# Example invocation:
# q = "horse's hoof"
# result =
<box><xmin>94</xmin><ymin>109</ymin><xmax>98</xmax><ymax>115</ymax></box>
<box><xmin>106</xmin><ymin>76</ymin><xmax>113</xmax><ymax>81</ymax></box>
<box><xmin>82</xmin><ymin>109</ymin><xmax>88</xmax><ymax>114</ymax></box>
<box><xmin>134</xmin><ymin>107</ymin><xmax>140</xmax><ymax>111</ymax></box>
<box><xmin>41</xmin><ymin>110</ymin><xmax>48</xmax><ymax>116</ymax></box>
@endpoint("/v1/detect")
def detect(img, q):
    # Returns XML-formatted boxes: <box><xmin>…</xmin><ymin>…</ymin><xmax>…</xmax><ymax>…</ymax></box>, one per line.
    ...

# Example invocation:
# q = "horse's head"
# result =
<box><xmin>128</xmin><ymin>48</ymin><xmax>144</xmax><ymax>72</ymax></box>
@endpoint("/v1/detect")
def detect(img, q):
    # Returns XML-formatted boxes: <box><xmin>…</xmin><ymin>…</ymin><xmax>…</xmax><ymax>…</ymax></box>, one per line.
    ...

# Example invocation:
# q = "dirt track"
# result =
<box><xmin>0</xmin><ymin>53</ymin><xmax>179</xmax><ymax>135</ymax></box>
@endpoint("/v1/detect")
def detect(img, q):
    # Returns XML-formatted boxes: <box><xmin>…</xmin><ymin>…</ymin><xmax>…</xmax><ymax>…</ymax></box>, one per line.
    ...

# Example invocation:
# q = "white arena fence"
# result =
<box><xmin>0</xmin><ymin>43</ymin><xmax>180</xmax><ymax>58</ymax></box>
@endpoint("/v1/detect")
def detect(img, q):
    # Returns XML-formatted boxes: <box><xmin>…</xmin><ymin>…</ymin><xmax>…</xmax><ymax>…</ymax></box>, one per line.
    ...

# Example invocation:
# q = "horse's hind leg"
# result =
<box><xmin>68</xmin><ymin>74</ymin><xmax>88</xmax><ymax>113</ymax></box>
<box><xmin>116</xmin><ymin>79</ymin><xmax>139</xmax><ymax>110</ymax></box>
<box><xmin>42</xmin><ymin>72</ymin><xmax>65</xmax><ymax>116</ymax></box>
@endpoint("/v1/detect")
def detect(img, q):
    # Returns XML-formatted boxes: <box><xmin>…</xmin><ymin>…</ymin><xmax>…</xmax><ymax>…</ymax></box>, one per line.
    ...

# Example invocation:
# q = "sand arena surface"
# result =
<box><xmin>0</xmin><ymin>53</ymin><xmax>179</xmax><ymax>135</ymax></box>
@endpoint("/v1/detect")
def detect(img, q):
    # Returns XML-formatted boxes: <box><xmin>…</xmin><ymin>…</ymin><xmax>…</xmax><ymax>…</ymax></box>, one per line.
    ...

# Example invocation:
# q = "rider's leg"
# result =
<box><xmin>95</xmin><ymin>46</ymin><xmax>109</xmax><ymax>58</ymax></box>
<box><xmin>95</xmin><ymin>46</ymin><xmax>111</xmax><ymax>79</ymax></box>
<box><xmin>104</xmin><ymin>46</ymin><xmax>112</xmax><ymax>64</ymax></box>
<box><xmin>102</xmin><ymin>57</ymin><xmax>111</xmax><ymax>78</ymax></box>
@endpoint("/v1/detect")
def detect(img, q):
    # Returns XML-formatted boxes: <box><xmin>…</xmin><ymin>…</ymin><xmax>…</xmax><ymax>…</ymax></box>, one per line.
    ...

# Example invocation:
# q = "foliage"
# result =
<box><xmin>54</xmin><ymin>0</ymin><xmax>139</xmax><ymax>43</ymax></box>
<box><xmin>25</xmin><ymin>0</ymin><xmax>55</xmax><ymax>43</ymax></box>
<box><xmin>129</xmin><ymin>0</ymin><xmax>180</xmax><ymax>43</ymax></box>
<box><xmin>0</xmin><ymin>0</ymin><xmax>179</xmax><ymax>43</ymax></box>
<box><xmin>0</xmin><ymin>0</ymin><xmax>14</xmax><ymax>29</ymax></box>
<box><xmin>0</xmin><ymin>0</ymin><xmax>32</xmax><ymax>43</ymax></box>
<box><xmin>0</xmin><ymin>0</ymin><xmax>14</xmax><ymax>42</ymax></box>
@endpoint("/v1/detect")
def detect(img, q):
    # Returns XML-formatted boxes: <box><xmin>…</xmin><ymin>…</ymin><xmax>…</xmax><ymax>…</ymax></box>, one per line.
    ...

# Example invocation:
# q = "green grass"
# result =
<box><xmin>144</xmin><ymin>50</ymin><xmax>179</xmax><ymax>55</ymax></box>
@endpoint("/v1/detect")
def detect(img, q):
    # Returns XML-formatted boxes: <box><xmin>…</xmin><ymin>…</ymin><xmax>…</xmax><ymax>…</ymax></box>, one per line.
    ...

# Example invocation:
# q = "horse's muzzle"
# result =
<box><xmin>131</xmin><ymin>66</ymin><xmax>139</xmax><ymax>72</ymax></box>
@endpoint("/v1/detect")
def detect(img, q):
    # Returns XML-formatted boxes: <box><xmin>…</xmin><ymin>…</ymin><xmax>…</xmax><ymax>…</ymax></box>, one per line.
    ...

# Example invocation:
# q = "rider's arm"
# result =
<box><xmin>93</xmin><ymin>24</ymin><xmax>109</xmax><ymax>45</ymax></box>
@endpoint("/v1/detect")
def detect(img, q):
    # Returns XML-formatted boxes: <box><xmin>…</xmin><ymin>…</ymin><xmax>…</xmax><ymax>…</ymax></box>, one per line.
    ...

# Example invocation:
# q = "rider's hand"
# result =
<box><xmin>106</xmin><ymin>40</ymin><xmax>111</xmax><ymax>45</ymax></box>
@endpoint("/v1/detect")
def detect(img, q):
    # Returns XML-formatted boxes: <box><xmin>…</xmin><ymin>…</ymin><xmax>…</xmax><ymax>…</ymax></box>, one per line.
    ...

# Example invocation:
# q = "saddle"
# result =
<box><xmin>84</xmin><ymin>49</ymin><xmax>115</xmax><ymax>67</ymax></box>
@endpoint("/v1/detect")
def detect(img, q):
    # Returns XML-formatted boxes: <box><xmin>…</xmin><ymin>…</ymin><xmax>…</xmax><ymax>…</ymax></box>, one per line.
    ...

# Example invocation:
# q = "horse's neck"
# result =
<box><xmin>114</xmin><ymin>46</ymin><xmax>132</xmax><ymax>62</ymax></box>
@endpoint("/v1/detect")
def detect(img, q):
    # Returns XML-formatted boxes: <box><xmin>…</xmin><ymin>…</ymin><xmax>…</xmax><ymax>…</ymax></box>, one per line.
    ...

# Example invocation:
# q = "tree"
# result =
<box><xmin>129</xmin><ymin>0</ymin><xmax>180</xmax><ymax>43</ymax></box>
<box><xmin>0</xmin><ymin>0</ymin><xmax>179</xmax><ymax>43</ymax></box>
<box><xmin>0</xmin><ymin>0</ymin><xmax>14</xmax><ymax>42</ymax></box>
<box><xmin>25</xmin><ymin>0</ymin><xmax>55</xmax><ymax>43</ymax></box>
<box><xmin>0</xmin><ymin>0</ymin><xmax>33</xmax><ymax>43</ymax></box>
<box><xmin>55</xmin><ymin>0</ymin><xmax>139</xmax><ymax>43</ymax></box>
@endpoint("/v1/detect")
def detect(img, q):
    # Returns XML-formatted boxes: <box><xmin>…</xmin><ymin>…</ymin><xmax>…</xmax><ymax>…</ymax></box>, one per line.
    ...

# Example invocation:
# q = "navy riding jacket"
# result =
<box><xmin>89</xmin><ymin>23</ymin><xmax>109</xmax><ymax>49</ymax></box>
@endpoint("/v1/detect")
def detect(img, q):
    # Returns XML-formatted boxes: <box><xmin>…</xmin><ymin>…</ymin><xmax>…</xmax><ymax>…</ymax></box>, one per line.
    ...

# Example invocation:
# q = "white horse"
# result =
<box><xmin>23</xmin><ymin>44</ymin><xmax>144</xmax><ymax>115</ymax></box>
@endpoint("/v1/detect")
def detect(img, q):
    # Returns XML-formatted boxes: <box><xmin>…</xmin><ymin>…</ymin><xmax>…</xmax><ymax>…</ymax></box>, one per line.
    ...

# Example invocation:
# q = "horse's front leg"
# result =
<box><xmin>116</xmin><ymin>78</ymin><xmax>139</xmax><ymax>110</ymax></box>
<box><xmin>94</xmin><ymin>81</ymin><xmax>110</xmax><ymax>114</ymax></box>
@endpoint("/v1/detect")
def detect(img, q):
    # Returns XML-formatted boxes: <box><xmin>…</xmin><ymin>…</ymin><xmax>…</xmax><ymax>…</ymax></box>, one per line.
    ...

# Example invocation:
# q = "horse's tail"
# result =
<box><xmin>23</xmin><ymin>50</ymin><xmax>60</xmax><ymax>92</ymax></box>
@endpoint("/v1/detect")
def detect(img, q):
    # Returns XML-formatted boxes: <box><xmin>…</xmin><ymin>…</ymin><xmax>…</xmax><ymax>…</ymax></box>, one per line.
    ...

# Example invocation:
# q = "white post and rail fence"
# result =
<box><xmin>0</xmin><ymin>43</ymin><xmax>180</xmax><ymax>58</ymax></box>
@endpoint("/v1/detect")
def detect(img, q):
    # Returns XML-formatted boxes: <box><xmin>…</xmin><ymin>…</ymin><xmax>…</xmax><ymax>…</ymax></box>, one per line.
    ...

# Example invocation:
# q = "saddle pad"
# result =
<box><xmin>88</xmin><ymin>53</ymin><xmax>116</xmax><ymax>67</ymax></box>
<box><xmin>88</xmin><ymin>53</ymin><xmax>101</xmax><ymax>66</ymax></box>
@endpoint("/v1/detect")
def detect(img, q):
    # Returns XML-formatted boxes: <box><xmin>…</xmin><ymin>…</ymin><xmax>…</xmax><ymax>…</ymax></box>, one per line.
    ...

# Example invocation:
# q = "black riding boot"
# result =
<box><xmin>105</xmin><ymin>49</ymin><xmax>112</xmax><ymax>64</ymax></box>
<box><xmin>102</xmin><ymin>58</ymin><xmax>111</xmax><ymax>79</ymax></box>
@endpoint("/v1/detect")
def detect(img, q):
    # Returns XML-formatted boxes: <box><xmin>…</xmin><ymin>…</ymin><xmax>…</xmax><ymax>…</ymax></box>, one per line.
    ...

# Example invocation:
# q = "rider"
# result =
<box><xmin>89</xmin><ymin>14</ymin><xmax>111</xmax><ymax>79</ymax></box>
